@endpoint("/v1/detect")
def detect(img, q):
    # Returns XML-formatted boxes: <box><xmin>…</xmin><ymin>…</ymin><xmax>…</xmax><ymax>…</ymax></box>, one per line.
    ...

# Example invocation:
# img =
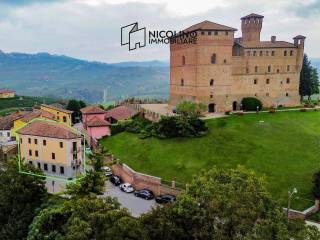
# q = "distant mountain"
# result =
<box><xmin>0</xmin><ymin>50</ymin><xmax>169</xmax><ymax>103</ymax></box>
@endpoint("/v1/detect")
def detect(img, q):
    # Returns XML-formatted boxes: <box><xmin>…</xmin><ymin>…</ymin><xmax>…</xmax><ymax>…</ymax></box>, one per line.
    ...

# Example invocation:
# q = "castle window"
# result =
<box><xmin>247</xmin><ymin>51</ymin><xmax>250</xmax><ymax>56</ymax></box>
<box><xmin>255</xmin><ymin>93</ymin><xmax>257</xmax><ymax>97</ymax></box>
<box><xmin>43</xmin><ymin>140</ymin><xmax>46</xmax><ymax>146</ymax></box>
<box><xmin>60</xmin><ymin>142</ymin><xmax>63</xmax><ymax>148</ymax></box>
<box><xmin>52</xmin><ymin>153</ymin><xmax>55</xmax><ymax>160</ymax></box>
<box><xmin>277</xmin><ymin>69</ymin><xmax>280</xmax><ymax>73</ymax></box>
<box><xmin>268</xmin><ymin>65</ymin><xmax>271</xmax><ymax>72</ymax></box>
<box><xmin>271</xmin><ymin>51</ymin><xmax>275</xmax><ymax>56</ymax></box>
<box><xmin>266</xmin><ymin>93</ymin><xmax>269</xmax><ymax>96</ymax></box>
<box><xmin>20</xmin><ymin>138</ymin><xmax>22</xmax><ymax>144</ymax></box>
<box><xmin>208</xmin><ymin>31</ymin><xmax>212</xmax><ymax>35</ymax></box>
<box><xmin>286</xmin><ymin>92</ymin><xmax>289</xmax><ymax>97</ymax></box>
<box><xmin>63</xmin><ymin>116</ymin><xmax>67</xmax><ymax>123</ymax></box>
<box><xmin>266</xmin><ymin>51</ymin><xmax>269</xmax><ymax>56</ymax></box>
<box><xmin>253</xmin><ymin>51</ymin><xmax>256</xmax><ymax>56</ymax></box>
<box><xmin>255</xmin><ymin>66</ymin><xmax>258</xmax><ymax>73</ymax></box>
<box><xmin>266</xmin><ymin>78</ymin><xmax>270</xmax><ymax>84</ymax></box>
<box><xmin>210</xmin><ymin>95</ymin><xmax>213</xmax><ymax>98</ymax></box>
<box><xmin>35</xmin><ymin>150</ymin><xmax>39</xmax><ymax>157</ymax></box>
<box><xmin>287</xmin><ymin>65</ymin><xmax>290</xmax><ymax>71</ymax></box>
<box><xmin>259</xmin><ymin>51</ymin><xmax>263</xmax><ymax>56</ymax></box>
<box><xmin>29</xmin><ymin>150</ymin><xmax>32</xmax><ymax>156</ymax></box>
<box><xmin>214</xmin><ymin>31</ymin><xmax>218</xmax><ymax>36</ymax></box>
<box><xmin>254</xmin><ymin>79</ymin><xmax>258</xmax><ymax>84</ymax></box>
<box><xmin>284</xmin><ymin>50</ymin><xmax>287</xmax><ymax>56</ymax></box>
<box><xmin>210</xmin><ymin>79</ymin><xmax>214</xmax><ymax>86</ymax></box>
<box><xmin>286</xmin><ymin>78</ymin><xmax>290</xmax><ymax>84</ymax></box>
<box><xmin>52</xmin><ymin>165</ymin><xmax>56</xmax><ymax>173</ymax></box>
<box><xmin>223</xmin><ymin>59</ymin><xmax>227</xmax><ymax>64</ymax></box>
<box><xmin>182</xmin><ymin>56</ymin><xmax>185</xmax><ymax>65</ymax></box>
<box><xmin>225</xmin><ymin>31</ymin><xmax>228</xmax><ymax>35</ymax></box>
<box><xmin>211</xmin><ymin>54</ymin><xmax>216</xmax><ymax>64</ymax></box>
<box><xmin>44</xmin><ymin>164</ymin><xmax>48</xmax><ymax>171</ymax></box>
<box><xmin>28</xmin><ymin>138</ymin><xmax>31</xmax><ymax>144</ymax></box>
<box><xmin>60</xmin><ymin>166</ymin><xmax>64</xmax><ymax>174</ymax></box>
<box><xmin>34</xmin><ymin>139</ymin><xmax>37</xmax><ymax>145</ymax></box>
<box><xmin>37</xmin><ymin>162</ymin><xmax>41</xmax><ymax>169</ymax></box>
<box><xmin>290</xmin><ymin>50</ymin><xmax>293</xmax><ymax>56</ymax></box>
<box><xmin>181</xmin><ymin>78</ymin><xmax>184</xmax><ymax>86</ymax></box>
<box><xmin>201</xmin><ymin>31</ymin><xmax>205</xmax><ymax>35</ymax></box>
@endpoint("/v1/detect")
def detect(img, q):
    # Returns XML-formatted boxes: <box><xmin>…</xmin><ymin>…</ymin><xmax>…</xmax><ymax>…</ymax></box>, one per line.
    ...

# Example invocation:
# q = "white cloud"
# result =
<box><xmin>0</xmin><ymin>0</ymin><xmax>318</xmax><ymax>62</ymax></box>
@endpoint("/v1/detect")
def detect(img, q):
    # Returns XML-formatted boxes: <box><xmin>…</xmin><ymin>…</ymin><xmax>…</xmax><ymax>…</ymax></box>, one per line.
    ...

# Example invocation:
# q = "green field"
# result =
<box><xmin>0</xmin><ymin>96</ymin><xmax>56</xmax><ymax>115</ymax></box>
<box><xmin>101</xmin><ymin>111</ymin><xmax>320</xmax><ymax>210</ymax></box>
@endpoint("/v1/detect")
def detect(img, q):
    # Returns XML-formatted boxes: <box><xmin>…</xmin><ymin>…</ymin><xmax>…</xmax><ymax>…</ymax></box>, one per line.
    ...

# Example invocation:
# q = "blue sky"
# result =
<box><xmin>0</xmin><ymin>0</ymin><xmax>319</xmax><ymax>62</ymax></box>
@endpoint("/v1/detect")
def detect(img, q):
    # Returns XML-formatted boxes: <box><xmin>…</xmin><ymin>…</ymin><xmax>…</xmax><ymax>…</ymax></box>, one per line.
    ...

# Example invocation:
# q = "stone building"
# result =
<box><xmin>169</xmin><ymin>13</ymin><xmax>305</xmax><ymax>112</ymax></box>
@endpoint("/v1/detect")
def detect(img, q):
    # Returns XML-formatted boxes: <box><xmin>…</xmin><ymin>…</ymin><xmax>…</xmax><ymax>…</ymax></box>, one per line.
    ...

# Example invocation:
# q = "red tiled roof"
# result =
<box><xmin>18</xmin><ymin>110</ymin><xmax>55</xmax><ymax>123</ymax></box>
<box><xmin>0</xmin><ymin>111</ymin><xmax>27</xmax><ymax>130</ymax></box>
<box><xmin>86</xmin><ymin>117</ymin><xmax>110</xmax><ymax>127</ymax></box>
<box><xmin>239</xmin><ymin>41</ymin><xmax>296</xmax><ymax>49</ymax></box>
<box><xmin>81</xmin><ymin>105</ymin><xmax>105</xmax><ymax>114</ymax></box>
<box><xmin>105</xmin><ymin>106</ymin><xmax>137</xmax><ymax>121</ymax></box>
<box><xmin>184</xmin><ymin>20</ymin><xmax>237</xmax><ymax>32</ymax></box>
<box><xmin>41</xmin><ymin>104</ymin><xmax>73</xmax><ymax>114</ymax></box>
<box><xmin>17</xmin><ymin>120</ymin><xmax>81</xmax><ymax>139</ymax></box>
<box><xmin>0</xmin><ymin>89</ymin><xmax>16</xmax><ymax>94</ymax></box>
<box><xmin>241</xmin><ymin>13</ymin><xmax>264</xmax><ymax>19</ymax></box>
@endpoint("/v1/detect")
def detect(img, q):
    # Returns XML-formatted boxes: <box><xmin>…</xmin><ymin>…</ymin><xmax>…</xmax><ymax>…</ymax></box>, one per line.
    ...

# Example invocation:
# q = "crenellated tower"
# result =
<box><xmin>241</xmin><ymin>13</ymin><xmax>264</xmax><ymax>42</ymax></box>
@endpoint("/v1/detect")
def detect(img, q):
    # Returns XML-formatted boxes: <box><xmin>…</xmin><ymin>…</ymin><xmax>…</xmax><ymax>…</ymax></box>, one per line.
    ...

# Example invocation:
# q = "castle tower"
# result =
<box><xmin>241</xmin><ymin>13</ymin><xmax>264</xmax><ymax>42</ymax></box>
<box><xmin>293</xmin><ymin>35</ymin><xmax>306</xmax><ymax>72</ymax></box>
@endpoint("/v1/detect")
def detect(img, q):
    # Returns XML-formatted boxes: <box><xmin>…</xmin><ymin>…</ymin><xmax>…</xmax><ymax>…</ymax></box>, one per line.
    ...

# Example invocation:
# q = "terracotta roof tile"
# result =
<box><xmin>0</xmin><ymin>111</ymin><xmax>28</xmax><ymax>130</ymax></box>
<box><xmin>81</xmin><ymin>105</ymin><xmax>105</xmax><ymax>114</ymax></box>
<box><xmin>17</xmin><ymin>120</ymin><xmax>81</xmax><ymax>139</ymax></box>
<box><xmin>0</xmin><ymin>89</ymin><xmax>16</xmax><ymax>94</ymax></box>
<box><xmin>41</xmin><ymin>104</ymin><xmax>73</xmax><ymax>114</ymax></box>
<box><xmin>241</xmin><ymin>13</ymin><xmax>264</xmax><ymax>19</ymax></box>
<box><xmin>184</xmin><ymin>20</ymin><xmax>237</xmax><ymax>32</ymax></box>
<box><xmin>105</xmin><ymin>106</ymin><xmax>137</xmax><ymax>121</ymax></box>
<box><xmin>19</xmin><ymin>110</ymin><xmax>55</xmax><ymax>123</ymax></box>
<box><xmin>86</xmin><ymin>117</ymin><xmax>111</xmax><ymax>127</ymax></box>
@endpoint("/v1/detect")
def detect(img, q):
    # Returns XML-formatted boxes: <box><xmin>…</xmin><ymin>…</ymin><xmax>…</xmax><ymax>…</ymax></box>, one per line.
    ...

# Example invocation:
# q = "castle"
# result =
<box><xmin>169</xmin><ymin>13</ymin><xmax>305</xmax><ymax>112</ymax></box>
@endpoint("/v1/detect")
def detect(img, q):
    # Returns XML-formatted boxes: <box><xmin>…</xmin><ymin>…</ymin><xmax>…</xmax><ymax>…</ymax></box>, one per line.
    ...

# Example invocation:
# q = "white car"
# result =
<box><xmin>101</xmin><ymin>166</ymin><xmax>112</xmax><ymax>176</ymax></box>
<box><xmin>119</xmin><ymin>183</ymin><xmax>135</xmax><ymax>193</ymax></box>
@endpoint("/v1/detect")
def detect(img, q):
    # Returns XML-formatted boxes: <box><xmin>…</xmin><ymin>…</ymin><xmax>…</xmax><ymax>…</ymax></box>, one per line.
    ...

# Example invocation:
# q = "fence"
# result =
<box><xmin>283</xmin><ymin>200</ymin><xmax>320</xmax><ymax>220</ymax></box>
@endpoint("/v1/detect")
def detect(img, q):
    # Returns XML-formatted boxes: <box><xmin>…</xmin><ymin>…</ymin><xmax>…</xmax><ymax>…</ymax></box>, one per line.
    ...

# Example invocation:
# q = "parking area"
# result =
<box><xmin>102</xmin><ymin>181</ymin><xmax>157</xmax><ymax>217</ymax></box>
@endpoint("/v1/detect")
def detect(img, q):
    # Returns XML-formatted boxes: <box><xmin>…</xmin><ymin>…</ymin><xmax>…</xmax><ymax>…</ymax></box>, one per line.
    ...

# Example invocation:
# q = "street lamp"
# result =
<box><xmin>287</xmin><ymin>187</ymin><xmax>298</xmax><ymax>221</ymax></box>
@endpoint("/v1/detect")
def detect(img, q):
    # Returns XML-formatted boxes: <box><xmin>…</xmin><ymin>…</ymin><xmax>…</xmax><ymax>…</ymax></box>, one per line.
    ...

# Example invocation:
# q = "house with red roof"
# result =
<box><xmin>105</xmin><ymin>105</ymin><xmax>137</xmax><ymax>124</ymax></box>
<box><xmin>80</xmin><ymin>106</ymin><xmax>111</xmax><ymax>140</ymax></box>
<box><xmin>0</xmin><ymin>89</ymin><xmax>16</xmax><ymax>98</ymax></box>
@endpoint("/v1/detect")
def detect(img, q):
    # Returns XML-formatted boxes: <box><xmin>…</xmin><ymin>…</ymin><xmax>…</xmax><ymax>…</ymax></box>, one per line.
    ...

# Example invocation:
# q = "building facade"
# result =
<box><xmin>169</xmin><ymin>13</ymin><xmax>305</xmax><ymax>112</ymax></box>
<box><xmin>0</xmin><ymin>89</ymin><xmax>16</xmax><ymax>98</ymax></box>
<box><xmin>17</xmin><ymin>120</ymin><xmax>84</xmax><ymax>179</ymax></box>
<box><xmin>41</xmin><ymin>104</ymin><xmax>73</xmax><ymax>126</ymax></box>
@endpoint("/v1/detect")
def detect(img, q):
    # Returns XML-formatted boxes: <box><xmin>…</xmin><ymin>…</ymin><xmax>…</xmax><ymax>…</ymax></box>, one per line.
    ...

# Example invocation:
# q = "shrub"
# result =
<box><xmin>225</xmin><ymin>111</ymin><xmax>231</xmax><ymax>115</ymax></box>
<box><xmin>300</xmin><ymin>108</ymin><xmax>307</xmax><ymax>112</ymax></box>
<box><xmin>241</xmin><ymin>97</ymin><xmax>262</xmax><ymax>111</ymax></box>
<box><xmin>110</xmin><ymin>123</ymin><xmax>126</xmax><ymax>135</ymax></box>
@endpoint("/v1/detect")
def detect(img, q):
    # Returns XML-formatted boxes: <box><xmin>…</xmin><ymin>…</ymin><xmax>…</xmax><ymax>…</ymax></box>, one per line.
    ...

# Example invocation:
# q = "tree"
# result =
<box><xmin>141</xmin><ymin>166</ymin><xmax>320</xmax><ymax>240</ymax></box>
<box><xmin>27</xmin><ymin>196</ymin><xmax>147</xmax><ymax>240</ymax></box>
<box><xmin>66</xmin><ymin>170</ymin><xmax>105</xmax><ymax>197</ymax></box>
<box><xmin>241</xmin><ymin>97</ymin><xmax>262</xmax><ymax>111</ymax></box>
<box><xmin>299</xmin><ymin>54</ymin><xmax>319</xmax><ymax>101</ymax></box>
<box><xmin>176</xmin><ymin>101</ymin><xmax>206</xmax><ymax>119</ymax></box>
<box><xmin>67</xmin><ymin>99</ymin><xmax>86</xmax><ymax>123</ymax></box>
<box><xmin>0</xmin><ymin>158</ymin><xmax>46</xmax><ymax>240</ymax></box>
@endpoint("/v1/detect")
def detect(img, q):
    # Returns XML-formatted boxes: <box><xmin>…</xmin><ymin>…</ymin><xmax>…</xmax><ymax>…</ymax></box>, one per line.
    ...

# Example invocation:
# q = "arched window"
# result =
<box><xmin>255</xmin><ymin>66</ymin><xmax>258</xmax><ymax>73</ymax></box>
<box><xmin>210</xmin><ymin>79</ymin><xmax>214</xmax><ymax>86</ymax></box>
<box><xmin>182</xmin><ymin>56</ymin><xmax>185</xmax><ymax>65</ymax></box>
<box><xmin>211</xmin><ymin>54</ymin><xmax>216</xmax><ymax>64</ymax></box>
<box><xmin>268</xmin><ymin>65</ymin><xmax>271</xmax><ymax>72</ymax></box>
<box><xmin>266</xmin><ymin>78</ymin><xmax>270</xmax><ymax>84</ymax></box>
<box><xmin>284</xmin><ymin>50</ymin><xmax>287</xmax><ymax>56</ymax></box>
<box><xmin>259</xmin><ymin>51</ymin><xmax>263</xmax><ymax>56</ymax></box>
<box><xmin>286</xmin><ymin>78</ymin><xmax>290</xmax><ymax>84</ymax></box>
<box><xmin>286</xmin><ymin>92</ymin><xmax>289</xmax><ymax>97</ymax></box>
<box><xmin>181</xmin><ymin>78</ymin><xmax>184</xmax><ymax>86</ymax></box>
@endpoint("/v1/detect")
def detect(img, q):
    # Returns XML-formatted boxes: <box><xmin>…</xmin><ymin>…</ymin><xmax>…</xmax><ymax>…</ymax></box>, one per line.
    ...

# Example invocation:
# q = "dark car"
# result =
<box><xmin>134</xmin><ymin>189</ymin><xmax>154</xmax><ymax>200</ymax></box>
<box><xmin>155</xmin><ymin>194</ymin><xmax>176</xmax><ymax>204</ymax></box>
<box><xmin>109</xmin><ymin>175</ymin><xmax>121</xmax><ymax>186</ymax></box>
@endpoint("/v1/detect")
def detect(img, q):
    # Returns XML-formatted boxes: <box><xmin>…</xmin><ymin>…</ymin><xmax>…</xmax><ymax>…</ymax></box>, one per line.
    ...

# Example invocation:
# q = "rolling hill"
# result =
<box><xmin>0</xmin><ymin>50</ymin><xmax>169</xmax><ymax>103</ymax></box>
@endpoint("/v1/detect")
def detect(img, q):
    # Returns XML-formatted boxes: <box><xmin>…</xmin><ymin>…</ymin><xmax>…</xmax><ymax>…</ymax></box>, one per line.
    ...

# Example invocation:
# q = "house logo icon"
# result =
<box><xmin>121</xmin><ymin>23</ymin><xmax>146</xmax><ymax>51</ymax></box>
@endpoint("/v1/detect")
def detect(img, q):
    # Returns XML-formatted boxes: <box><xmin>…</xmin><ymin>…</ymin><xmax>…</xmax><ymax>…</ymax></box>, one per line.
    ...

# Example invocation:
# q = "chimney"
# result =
<box><xmin>271</xmin><ymin>36</ymin><xmax>276</xmax><ymax>43</ymax></box>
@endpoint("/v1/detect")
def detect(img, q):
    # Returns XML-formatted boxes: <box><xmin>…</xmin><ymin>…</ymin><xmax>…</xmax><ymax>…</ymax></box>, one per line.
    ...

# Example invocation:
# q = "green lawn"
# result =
<box><xmin>100</xmin><ymin>111</ymin><xmax>320</xmax><ymax>210</ymax></box>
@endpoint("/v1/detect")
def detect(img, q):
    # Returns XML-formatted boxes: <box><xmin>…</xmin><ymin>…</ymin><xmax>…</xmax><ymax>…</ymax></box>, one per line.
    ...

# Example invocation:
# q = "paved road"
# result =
<box><xmin>102</xmin><ymin>181</ymin><xmax>157</xmax><ymax>217</ymax></box>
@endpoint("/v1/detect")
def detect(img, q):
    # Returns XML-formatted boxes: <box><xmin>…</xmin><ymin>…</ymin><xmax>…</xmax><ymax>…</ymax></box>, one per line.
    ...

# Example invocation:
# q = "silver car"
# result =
<box><xmin>119</xmin><ymin>183</ymin><xmax>135</xmax><ymax>193</ymax></box>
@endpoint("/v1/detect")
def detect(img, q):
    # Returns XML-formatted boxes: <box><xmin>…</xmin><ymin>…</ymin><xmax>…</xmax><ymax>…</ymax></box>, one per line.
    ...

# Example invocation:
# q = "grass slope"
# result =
<box><xmin>101</xmin><ymin>111</ymin><xmax>320</xmax><ymax>210</ymax></box>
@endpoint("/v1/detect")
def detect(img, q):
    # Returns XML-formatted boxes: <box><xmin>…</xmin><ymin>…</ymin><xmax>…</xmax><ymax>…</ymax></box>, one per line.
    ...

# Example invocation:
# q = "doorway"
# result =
<box><xmin>208</xmin><ymin>103</ymin><xmax>216</xmax><ymax>113</ymax></box>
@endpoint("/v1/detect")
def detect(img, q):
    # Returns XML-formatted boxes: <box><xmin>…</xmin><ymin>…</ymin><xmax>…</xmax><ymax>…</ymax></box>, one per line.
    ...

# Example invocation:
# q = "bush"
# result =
<box><xmin>225</xmin><ymin>111</ymin><xmax>231</xmax><ymax>115</ymax></box>
<box><xmin>300</xmin><ymin>108</ymin><xmax>307</xmax><ymax>112</ymax></box>
<box><xmin>241</xmin><ymin>97</ymin><xmax>262</xmax><ymax>111</ymax></box>
<box><xmin>110</xmin><ymin>123</ymin><xmax>126</xmax><ymax>135</ymax></box>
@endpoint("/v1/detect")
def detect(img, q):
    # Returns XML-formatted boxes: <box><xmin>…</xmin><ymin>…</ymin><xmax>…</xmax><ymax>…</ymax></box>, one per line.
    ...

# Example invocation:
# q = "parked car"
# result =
<box><xmin>134</xmin><ymin>189</ymin><xmax>154</xmax><ymax>200</ymax></box>
<box><xmin>101</xmin><ymin>166</ymin><xmax>112</xmax><ymax>176</ymax></box>
<box><xmin>119</xmin><ymin>183</ymin><xmax>135</xmax><ymax>193</ymax></box>
<box><xmin>109</xmin><ymin>174</ymin><xmax>121</xmax><ymax>186</ymax></box>
<box><xmin>155</xmin><ymin>194</ymin><xmax>176</xmax><ymax>204</ymax></box>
